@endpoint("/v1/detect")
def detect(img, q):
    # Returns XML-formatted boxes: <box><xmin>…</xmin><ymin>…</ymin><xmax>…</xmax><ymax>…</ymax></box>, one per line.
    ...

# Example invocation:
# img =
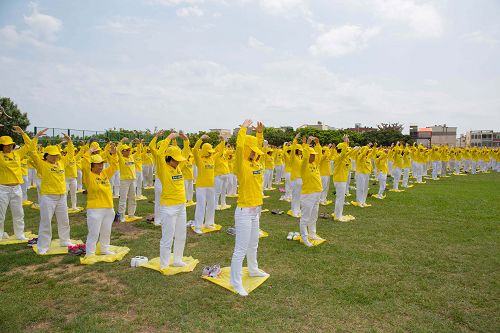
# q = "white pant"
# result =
<box><xmin>230</xmin><ymin>206</ymin><xmax>262</xmax><ymax>290</ymax></box>
<box><xmin>274</xmin><ymin>164</ymin><xmax>284</xmax><ymax>183</ymax></box>
<box><xmin>159</xmin><ymin>204</ymin><xmax>187</xmax><ymax>268</ymax></box>
<box><xmin>334</xmin><ymin>182</ymin><xmax>346</xmax><ymax>218</ymax></box>
<box><xmin>21</xmin><ymin>175</ymin><xmax>29</xmax><ymax>201</ymax></box>
<box><xmin>263</xmin><ymin>169</ymin><xmax>273</xmax><ymax>189</ymax></box>
<box><xmin>377</xmin><ymin>172</ymin><xmax>387</xmax><ymax>196</ymax></box>
<box><xmin>320</xmin><ymin>175</ymin><xmax>330</xmax><ymax>202</ymax></box>
<box><xmin>355</xmin><ymin>173</ymin><xmax>369</xmax><ymax>204</ymax></box>
<box><xmin>283</xmin><ymin>172</ymin><xmax>292</xmax><ymax>200</ymax></box>
<box><xmin>194</xmin><ymin>187</ymin><xmax>215</xmax><ymax>229</ymax></box>
<box><xmin>346</xmin><ymin>171</ymin><xmax>352</xmax><ymax>193</ymax></box>
<box><xmin>66</xmin><ymin>177</ymin><xmax>78</xmax><ymax>209</ymax></box>
<box><xmin>118</xmin><ymin>180</ymin><xmax>137</xmax><ymax>218</ymax></box>
<box><xmin>300</xmin><ymin>192</ymin><xmax>320</xmax><ymax>239</ymax></box>
<box><xmin>154</xmin><ymin>179</ymin><xmax>162</xmax><ymax>224</ymax></box>
<box><xmin>291</xmin><ymin>178</ymin><xmax>302</xmax><ymax>215</ymax></box>
<box><xmin>0</xmin><ymin>185</ymin><xmax>25</xmax><ymax>238</ymax></box>
<box><xmin>77</xmin><ymin>169</ymin><xmax>83</xmax><ymax>191</ymax></box>
<box><xmin>111</xmin><ymin>171</ymin><xmax>120</xmax><ymax>196</ymax></box>
<box><xmin>215</xmin><ymin>174</ymin><xmax>229</xmax><ymax>206</ymax></box>
<box><xmin>227</xmin><ymin>174</ymin><xmax>237</xmax><ymax>195</ymax></box>
<box><xmin>432</xmin><ymin>161</ymin><xmax>440</xmax><ymax>179</ymax></box>
<box><xmin>184</xmin><ymin>179</ymin><xmax>194</xmax><ymax>202</ymax></box>
<box><xmin>142</xmin><ymin>164</ymin><xmax>154</xmax><ymax>187</ymax></box>
<box><xmin>86</xmin><ymin>208</ymin><xmax>114</xmax><ymax>255</ymax></box>
<box><xmin>28</xmin><ymin>168</ymin><xmax>37</xmax><ymax>187</ymax></box>
<box><xmin>38</xmin><ymin>194</ymin><xmax>71</xmax><ymax>253</ymax></box>
<box><xmin>392</xmin><ymin>168</ymin><xmax>402</xmax><ymax>190</ymax></box>
<box><xmin>35</xmin><ymin>176</ymin><xmax>42</xmax><ymax>204</ymax></box>
<box><xmin>402</xmin><ymin>168</ymin><xmax>410</xmax><ymax>187</ymax></box>
<box><xmin>136</xmin><ymin>171</ymin><xmax>143</xmax><ymax>197</ymax></box>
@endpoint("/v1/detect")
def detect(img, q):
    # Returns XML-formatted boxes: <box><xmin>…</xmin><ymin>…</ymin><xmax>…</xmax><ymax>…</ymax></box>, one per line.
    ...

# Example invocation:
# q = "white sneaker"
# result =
<box><xmin>193</xmin><ymin>228</ymin><xmax>203</xmax><ymax>235</ymax></box>
<box><xmin>1</xmin><ymin>232</ymin><xmax>9</xmax><ymax>239</ymax></box>
<box><xmin>101</xmin><ymin>250</ymin><xmax>116</xmax><ymax>255</ymax></box>
<box><xmin>302</xmin><ymin>238</ymin><xmax>313</xmax><ymax>247</ymax></box>
<box><xmin>309</xmin><ymin>234</ymin><xmax>321</xmax><ymax>241</ymax></box>
<box><xmin>206</xmin><ymin>225</ymin><xmax>216</xmax><ymax>229</ymax></box>
<box><xmin>249</xmin><ymin>269</ymin><xmax>269</xmax><ymax>278</ymax></box>
<box><xmin>60</xmin><ymin>241</ymin><xmax>75</xmax><ymax>247</ymax></box>
<box><xmin>173</xmin><ymin>261</ymin><xmax>187</xmax><ymax>267</ymax></box>
<box><xmin>231</xmin><ymin>284</ymin><xmax>248</xmax><ymax>297</ymax></box>
<box><xmin>38</xmin><ymin>250</ymin><xmax>47</xmax><ymax>255</ymax></box>
<box><xmin>16</xmin><ymin>235</ymin><xmax>28</xmax><ymax>241</ymax></box>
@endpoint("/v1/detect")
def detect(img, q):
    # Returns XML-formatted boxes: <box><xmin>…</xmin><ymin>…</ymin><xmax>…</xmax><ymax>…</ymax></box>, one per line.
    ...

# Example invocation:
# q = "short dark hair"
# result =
<box><xmin>165</xmin><ymin>156</ymin><xmax>173</xmax><ymax>163</ymax></box>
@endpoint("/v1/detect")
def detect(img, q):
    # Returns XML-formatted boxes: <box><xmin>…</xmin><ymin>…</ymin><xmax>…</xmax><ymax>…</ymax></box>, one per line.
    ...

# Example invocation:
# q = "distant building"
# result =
<box><xmin>409</xmin><ymin>124</ymin><xmax>457</xmax><ymax>147</ymax></box>
<box><xmin>210</xmin><ymin>128</ymin><xmax>232</xmax><ymax>138</ymax></box>
<box><xmin>298</xmin><ymin>121</ymin><xmax>335</xmax><ymax>131</ymax></box>
<box><xmin>456</xmin><ymin>134</ymin><xmax>466</xmax><ymax>147</ymax></box>
<box><xmin>465</xmin><ymin>130</ymin><xmax>500</xmax><ymax>147</ymax></box>
<box><xmin>232</xmin><ymin>126</ymin><xmax>256</xmax><ymax>136</ymax></box>
<box><xmin>348</xmin><ymin>123</ymin><xmax>376</xmax><ymax>133</ymax></box>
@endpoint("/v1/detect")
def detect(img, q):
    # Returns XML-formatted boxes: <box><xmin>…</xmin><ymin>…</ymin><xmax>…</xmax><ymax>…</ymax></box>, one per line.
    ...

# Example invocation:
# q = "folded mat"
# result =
<box><xmin>202</xmin><ymin>267</ymin><xmax>269</xmax><ymax>295</ymax></box>
<box><xmin>191</xmin><ymin>224</ymin><xmax>222</xmax><ymax>234</ymax></box>
<box><xmin>140</xmin><ymin>256</ymin><xmax>199</xmax><ymax>276</ymax></box>
<box><xmin>0</xmin><ymin>231</ymin><xmax>37</xmax><ymax>245</ymax></box>
<box><xmin>80</xmin><ymin>244</ymin><xmax>130</xmax><ymax>265</ymax></box>
<box><xmin>32</xmin><ymin>239</ymin><xmax>84</xmax><ymax>255</ymax></box>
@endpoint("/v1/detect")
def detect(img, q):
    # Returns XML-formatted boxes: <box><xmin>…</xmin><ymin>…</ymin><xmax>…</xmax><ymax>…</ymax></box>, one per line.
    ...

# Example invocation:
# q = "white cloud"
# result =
<box><xmin>146</xmin><ymin>0</ymin><xmax>206</xmax><ymax>5</ymax></box>
<box><xmin>461</xmin><ymin>31</ymin><xmax>499</xmax><ymax>46</ymax></box>
<box><xmin>176</xmin><ymin>6</ymin><xmax>205</xmax><ymax>17</ymax></box>
<box><xmin>0</xmin><ymin>2</ymin><xmax>62</xmax><ymax>48</ymax></box>
<box><xmin>258</xmin><ymin>0</ymin><xmax>311</xmax><ymax>17</ymax></box>
<box><xmin>96</xmin><ymin>16</ymin><xmax>152</xmax><ymax>34</ymax></box>
<box><xmin>372</xmin><ymin>0</ymin><xmax>443</xmax><ymax>38</ymax></box>
<box><xmin>247</xmin><ymin>36</ymin><xmax>274</xmax><ymax>52</ymax></box>
<box><xmin>309</xmin><ymin>25</ymin><xmax>380</xmax><ymax>57</ymax></box>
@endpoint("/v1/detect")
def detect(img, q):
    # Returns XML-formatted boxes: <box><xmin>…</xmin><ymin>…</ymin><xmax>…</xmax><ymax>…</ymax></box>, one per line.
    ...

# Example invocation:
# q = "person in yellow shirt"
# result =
<box><xmin>230</xmin><ymin>119</ymin><xmax>269</xmax><ymax>296</ymax></box>
<box><xmin>280</xmin><ymin>145</ymin><xmax>292</xmax><ymax>201</ymax></box>
<box><xmin>131</xmin><ymin>139</ymin><xmax>145</xmax><ymax>199</ymax></box>
<box><xmin>0</xmin><ymin>126</ymin><xmax>34</xmax><ymax>240</ymax></box>
<box><xmin>214</xmin><ymin>136</ymin><xmax>231</xmax><ymax>209</ymax></box>
<box><xmin>401</xmin><ymin>145</ymin><xmax>412</xmax><ymax>188</ymax></box>
<box><xmin>141</xmin><ymin>145</ymin><xmax>154</xmax><ymax>188</ymax></box>
<box><xmin>289</xmin><ymin>134</ymin><xmax>305</xmax><ymax>217</ymax></box>
<box><xmin>150</xmin><ymin>131</ymin><xmax>189</xmax><ymax>269</ymax></box>
<box><xmin>226</xmin><ymin>148</ymin><xmax>238</xmax><ymax>197</ymax></box>
<box><xmin>81</xmin><ymin>143</ymin><xmax>118</xmax><ymax>256</ymax></box>
<box><xmin>331</xmin><ymin>135</ymin><xmax>355</xmax><ymax>221</ymax></box>
<box><xmin>263</xmin><ymin>145</ymin><xmax>275</xmax><ymax>190</ymax></box>
<box><xmin>374</xmin><ymin>148</ymin><xmax>388</xmax><ymax>199</ymax></box>
<box><xmin>352</xmin><ymin>143</ymin><xmax>375</xmax><ymax>207</ymax></box>
<box><xmin>179</xmin><ymin>133</ymin><xmax>195</xmax><ymax>205</ymax></box>
<box><xmin>299</xmin><ymin>137</ymin><xmax>323</xmax><ymax>247</ymax></box>
<box><xmin>430</xmin><ymin>145</ymin><xmax>441</xmax><ymax>180</ymax></box>
<box><xmin>61</xmin><ymin>144</ymin><xmax>78</xmax><ymax>210</ymax></box>
<box><xmin>28</xmin><ymin>131</ymin><xmax>75</xmax><ymax>254</ymax></box>
<box><xmin>319</xmin><ymin>144</ymin><xmax>332</xmax><ymax>205</ymax></box>
<box><xmin>192</xmin><ymin>134</ymin><xmax>216</xmax><ymax>234</ymax></box>
<box><xmin>391</xmin><ymin>143</ymin><xmax>404</xmax><ymax>190</ymax></box>
<box><xmin>117</xmin><ymin>138</ymin><xmax>138</xmax><ymax>222</ymax></box>
<box><xmin>273</xmin><ymin>147</ymin><xmax>284</xmax><ymax>184</ymax></box>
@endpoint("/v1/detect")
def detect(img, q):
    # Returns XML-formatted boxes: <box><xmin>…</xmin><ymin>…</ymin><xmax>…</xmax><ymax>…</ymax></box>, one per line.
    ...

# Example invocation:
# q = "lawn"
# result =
<box><xmin>0</xmin><ymin>172</ymin><xmax>499</xmax><ymax>332</ymax></box>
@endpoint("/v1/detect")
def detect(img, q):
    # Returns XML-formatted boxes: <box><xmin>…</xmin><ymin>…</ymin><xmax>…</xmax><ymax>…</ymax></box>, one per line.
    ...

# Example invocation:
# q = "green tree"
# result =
<box><xmin>0</xmin><ymin>97</ymin><xmax>31</xmax><ymax>143</ymax></box>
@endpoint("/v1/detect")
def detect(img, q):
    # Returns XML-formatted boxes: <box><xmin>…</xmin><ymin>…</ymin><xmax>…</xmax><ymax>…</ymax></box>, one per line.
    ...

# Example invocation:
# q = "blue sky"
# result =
<box><xmin>1</xmin><ymin>0</ymin><xmax>499</xmax><ymax>134</ymax></box>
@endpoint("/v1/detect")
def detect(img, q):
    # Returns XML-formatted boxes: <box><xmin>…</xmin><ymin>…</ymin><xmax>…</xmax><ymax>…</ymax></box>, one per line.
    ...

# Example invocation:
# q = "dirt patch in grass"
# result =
<box><xmin>27</xmin><ymin>320</ymin><xmax>52</xmax><ymax>331</ymax></box>
<box><xmin>113</xmin><ymin>223</ymin><xmax>146</xmax><ymax>240</ymax></box>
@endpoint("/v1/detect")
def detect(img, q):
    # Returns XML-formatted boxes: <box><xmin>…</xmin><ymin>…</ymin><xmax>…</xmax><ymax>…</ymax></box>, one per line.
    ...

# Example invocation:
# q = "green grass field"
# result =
<box><xmin>1</xmin><ymin>172</ymin><xmax>499</xmax><ymax>332</ymax></box>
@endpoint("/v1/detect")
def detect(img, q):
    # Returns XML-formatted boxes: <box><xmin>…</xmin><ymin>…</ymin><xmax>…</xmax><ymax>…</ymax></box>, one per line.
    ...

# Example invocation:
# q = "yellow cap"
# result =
<box><xmin>90</xmin><ymin>155</ymin><xmax>104</xmax><ymax>164</ymax></box>
<box><xmin>201</xmin><ymin>143</ymin><xmax>216</xmax><ymax>155</ymax></box>
<box><xmin>43</xmin><ymin>145</ymin><xmax>61</xmax><ymax>156</ymax></box>
<box><xmin>120</xmin><ymin>144</ymin><xmax>131</xmax><ymax>151</ymax></box>
<box><xmin>337</xmin><ymin>142</ymin><xmax>348</xmax><ymax>150</ymax></box>
<box><xmin>244</xmin><ymin>135</ymin><xmax>264</xmax><ymax>155</ymax></box>
<box><xmin>90</xmin><ymin>142</ymin><xmax>102</xmax><ymax>152</ymax></box>
<box><xmin>166</xmin><ymin>146</ymin><xmax>187</xmax><ymax>162</ymax></box>
<box><xmin>307</xmin><ymin>147</ymin><xmax>318</xmax><ymax>155</ymax></box>
<box><xmin>0</xmin><ymin>136</ymin><xmax>15</xmax><ymax>145</ymax></box>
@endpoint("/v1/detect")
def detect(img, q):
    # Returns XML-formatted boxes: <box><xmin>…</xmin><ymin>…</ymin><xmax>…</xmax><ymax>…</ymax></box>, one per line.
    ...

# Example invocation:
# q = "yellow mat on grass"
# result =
<box><xmin>259</xmin><ymin>229</ymin><xmax>269</xmax><ymax>238</ymax></box>
<box><xmin>68</xmin><ymin>207</ymin><xmax>84</xmax><ymax>214</ymax></box>
<box><xmin>319</xmin><ymin>200</ymin><xmax>333</xmax><ymax>206</ymax></box>
<box><xmin>22</xmin><ymin>200</ymin><xmax>33</xmax><ymax>206</ymax></box>
<box><xmin>32</xmin><ymin>239</ymin><xmax>84</xmax><ymax>255</ymax></box>
<box><xmin>287</xmin><ymin>210</ymin><xmax>300</xmax><ymax>218</ymax></box>
<box><xmin>140</xmin><ymin>256</ymin><xmax>199</xmax><ymax>275</ymax></box>
<box><xmin>124</xmin><ymin>215</ymin><xmax>143</xmax><ymax>223</ymax></box>
<box><xmin>216</xmin><ymin>204</ymin><xmax>232</xmax><ymax>211</ymax></box>
<box><xmin>135</xmin><ymin>195</ymin><xmax>148</xmax><ymax>201</ymax></box>
<box><xmin>0</xmin><ymin>231</ymin><xmax>37</xmax><ymax>245</ymax></box>
<box><xmin>186</xmin><ymin>201</ymin><xmax>196</xmax><ymax>207</ymax></box>
<box><xmin>80</xmin><ymin>244</ymin><xmax>130</xmax><ymax>265</ymax></box>
<box><xmin>191</xmin><ymin>224</ymin><xmax>222</xmax><ymax>234</ymax></box>
<box><xmin>202</xmin><ymin>267</ymin><xmax>269</xmax><ymax>295</ymax></box>
<box><xmin>293</xmin><ymin>235</ymin><xmax>326</xmax><ymax>246</ymax></box>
